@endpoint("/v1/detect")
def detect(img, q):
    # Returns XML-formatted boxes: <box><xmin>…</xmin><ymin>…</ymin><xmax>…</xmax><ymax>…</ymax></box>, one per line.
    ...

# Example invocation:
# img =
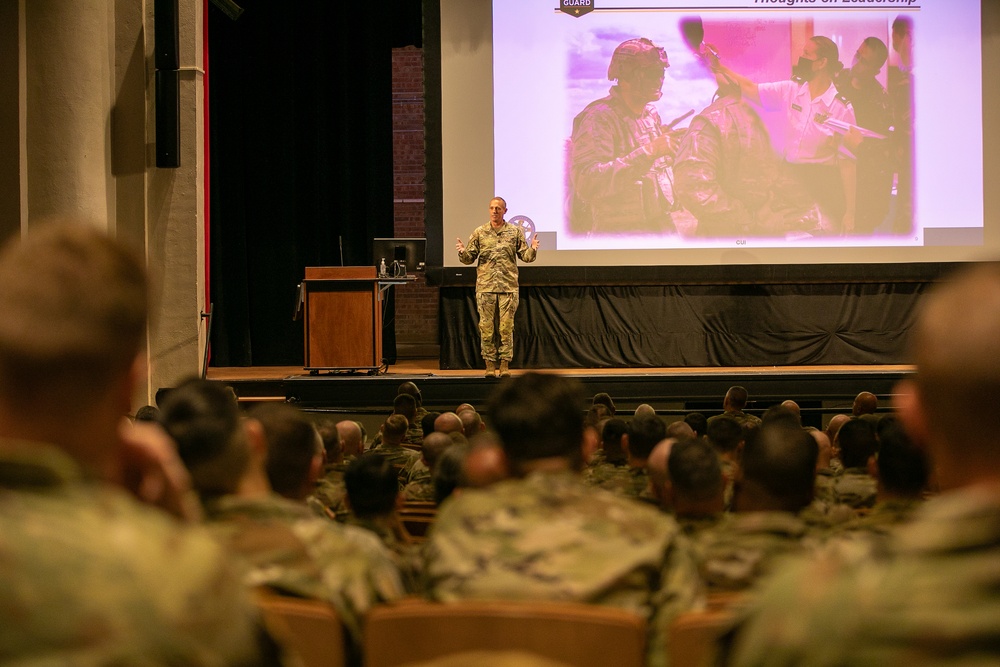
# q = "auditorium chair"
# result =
<box><xmin>668</xmin><ymin>607</ymin><xmax>736</xmax><ymax>667</ymax></box>
<box><xmin>255</xmin><ymin>588</ymin><xmax>347</xmax><ymax>667</ymax></box>
<box><xmin>364</xmin><ymin>598</ymin><xmax>647</xmax><ymax>667</ymax></box>
<box><xmin>398</xmin><ymin>501</ymin><xmax>437</xmax><ymax>543</ymax></box>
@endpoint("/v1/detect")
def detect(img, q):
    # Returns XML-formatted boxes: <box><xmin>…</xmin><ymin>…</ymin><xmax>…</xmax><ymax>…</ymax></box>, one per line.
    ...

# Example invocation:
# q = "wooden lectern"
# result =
<box><xmin>302</xmin><ymin>267</ymin><xmax>382</xmax><ymax>373</ymax></box>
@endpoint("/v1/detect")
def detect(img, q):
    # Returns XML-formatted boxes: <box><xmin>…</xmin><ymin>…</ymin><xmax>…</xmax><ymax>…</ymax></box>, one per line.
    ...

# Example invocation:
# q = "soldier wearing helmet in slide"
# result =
<box><xmin>567</xmin><ymin>37</ymin><xmax>681</xmax><ymax>235</ymax></box>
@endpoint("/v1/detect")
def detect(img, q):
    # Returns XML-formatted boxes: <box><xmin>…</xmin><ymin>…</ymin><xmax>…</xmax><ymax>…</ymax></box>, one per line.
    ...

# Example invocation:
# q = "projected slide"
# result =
<box><xmin>490</xmin><ymin>0</ymin><xmax>982</xmax><ymax>252</ymax></box>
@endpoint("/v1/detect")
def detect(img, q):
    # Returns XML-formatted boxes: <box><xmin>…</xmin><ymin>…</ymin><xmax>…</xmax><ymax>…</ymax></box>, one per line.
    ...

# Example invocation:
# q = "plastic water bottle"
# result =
<box><xmin>379</xmin><ymin>258</ymin><xmax>387</xmax><ymax>277</ymax></box>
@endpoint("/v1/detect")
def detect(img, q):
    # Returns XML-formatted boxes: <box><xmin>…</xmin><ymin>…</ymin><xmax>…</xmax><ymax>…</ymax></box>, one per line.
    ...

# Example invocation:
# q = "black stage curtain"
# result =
<box><xmin>441</xmin><ymin>283</ymin><xmax>928</xmax><ymax>369</ymax></box>
<box><xmin>207</xmin><ymin>2</ymin><xmax>418</xmax><ymax>366</ymax></box>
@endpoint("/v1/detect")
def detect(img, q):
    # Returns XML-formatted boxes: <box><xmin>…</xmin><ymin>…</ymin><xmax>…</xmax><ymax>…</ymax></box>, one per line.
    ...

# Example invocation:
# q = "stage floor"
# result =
<box><xmin>208</xmin><ymin>360</ymin><xmax>912</xmax><ymax>426</ymax></box>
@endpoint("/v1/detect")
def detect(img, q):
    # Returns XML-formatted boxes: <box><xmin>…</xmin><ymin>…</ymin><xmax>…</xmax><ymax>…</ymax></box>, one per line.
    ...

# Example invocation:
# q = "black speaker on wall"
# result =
<box><xmin>155</xmin><ymin>69</ymin><xmax>180</xmax><ymax>168</ymax></box>
<box><xmin>154</xmin><ymin>0</ymin><xmax>179</xmax><ymax>70</ymax></box>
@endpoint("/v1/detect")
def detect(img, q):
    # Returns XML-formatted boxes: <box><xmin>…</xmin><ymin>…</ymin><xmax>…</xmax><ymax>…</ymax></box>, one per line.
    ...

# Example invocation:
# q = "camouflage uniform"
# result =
<box><xmin>401</xmin><ymin>457</ymin><xmax>431</xmax><ymax>486</ymax></box>
<box><xmin>724</xmin><ymin>488</ymin><xmax>1000</xmax><ymax>665</ymax></box>
<box><xmin>0</xmin><ymin>441</ymin><xmax>275</xmax><ymax>666</ymax></box>
<box><xmin>308</xmin><ymin>460</ymin><xmax>351</xmax><ymax>522</ymax></box>
<box><xmin>346</xmin><ymin>514</ymin><xmax>423</xmax><ymax>594</ymax></box>
<box><xmin>827</xmin><ymin>467</ymin><xmax>877</xmax><ymax>510</ymax></box>
<box><xmin>402</xmin><ymin>478</ymin><xmax>435</xmax><ymax>502</ymax></box>
<box><xmin>372</xmin><ymin>443</ymin><xmax>421</xmax><ymax>474</ymax></box>
<box><xmin>830</xmin><ymin>497</ymin><xmax>924</xmax><ymax>537</ymax></box>
<box><xmin>423</xmin><ymin>470</ymin><xmax>702</xmax><ymax>667</ymax></box>
<box><xmin>203</xmin><ymin>493</ymin><xmax>405</xmax><ymax>645</ymax></box>
<box><xmin>568</xmin><ymin>87</ymin><xmax>676</xmax><ymax>234</ymax></box>
<box><xmin>458</xmin><ymin>221</ymin><xmax>537</xmax><ymax>363</ymax></box>
<box><xmin>691</xmin><ymin>511</ymin><xmax>819</xmax><ymax>592</ymax></box>
<box><xmin>708</xmin><ymin>410</ymin><xmax>761</xmax><ymax>429</ymax></box>
<box><xmin>673</xmin><ymin>95</ymin><xmax>819</xmax><ymax>237</ymax></box>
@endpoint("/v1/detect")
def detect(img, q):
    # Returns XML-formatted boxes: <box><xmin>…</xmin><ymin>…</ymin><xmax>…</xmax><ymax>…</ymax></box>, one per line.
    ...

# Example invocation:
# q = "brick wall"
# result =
<box><xmin>392</xmin><ymin>45</ymin><xmax>438</xmax><ymax>356</ymax></box>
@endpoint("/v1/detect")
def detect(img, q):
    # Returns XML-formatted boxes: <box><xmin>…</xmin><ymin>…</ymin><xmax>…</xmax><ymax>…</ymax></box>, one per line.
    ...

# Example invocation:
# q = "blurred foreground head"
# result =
<box><xmin>897</xmin><ymin>263</ymin><xmax>1000</xmax><ymax>490</ymax></box>
<box><xmin>0</xmin><ymin>222</ymin><xmax>147</xmax><ymax>474</ymax></box>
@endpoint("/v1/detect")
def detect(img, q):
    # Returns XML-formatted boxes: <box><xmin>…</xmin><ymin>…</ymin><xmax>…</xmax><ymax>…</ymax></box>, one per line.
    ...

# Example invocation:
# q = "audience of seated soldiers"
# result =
<box><xmin>401</xmin><ymin>431</ymin><xmax>453</xmax><ymax>501</ymax></box>
<box><xmin>160</xmin><ymin>378</ymin><xmax>405</xmax><ymax>658</ymax></box>
<box><xmin>706</xmin><ymin>415</ymin><xmax>744</xmax><ymax>509</ymax></box>
<box><xmin>825</xmin><ymin>417</ymin><xmax>879</xmax><ymax>509</ymax></box>
<box><xmin>708</xmin><ymin>386</ymin><xmax>762</xmax><ymax>428</ymax></box>
<box><xmin>372</xmin><ymin>413</ymin><xmax>421</xmax><ymax>471</ymax></box>
<box><xmin>422</xmin><ymin>373</ymin><xmax>701</xmax><ymax>667</ymax></box>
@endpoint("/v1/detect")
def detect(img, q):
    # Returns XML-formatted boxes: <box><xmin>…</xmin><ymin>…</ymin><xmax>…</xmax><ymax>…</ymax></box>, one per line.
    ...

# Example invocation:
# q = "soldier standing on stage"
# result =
<box><xmin>456</xmin><ymin>196</ymin><xmax>538</xmax><ymax>378</ymax></box>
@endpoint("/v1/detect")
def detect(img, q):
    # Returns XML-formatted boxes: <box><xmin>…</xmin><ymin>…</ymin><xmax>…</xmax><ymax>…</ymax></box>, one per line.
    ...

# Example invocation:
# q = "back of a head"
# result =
<box><xmin>249</xmin><ymin>403</ymin><xmax>321</xmax><ymax>499</ymax></box>
<box><xmin>397</xmin><ymin>381</ymin><xmax>422</xmax><ymax>406</ymax></box>
<box><xmin>837</xmin><ymin>418</ymin><xmax>878</xmax><ymax>469</ymax></box>
<box><xmin>669</xmin><ymin>437</ymin><xmax>724</xmax><ymax>502</ymax></box>
<box><xmin>627</xmin><ymin>413</ymin><xmax>667</xmax><ymax>460</ymax></box>
<box><xmin>393</xmin><ymin>393</ymin><xmax>417</xmax><ymax>422</ymax></box>
<box><xmin>336</xmin><ymin>419</ymin><xmax>363</xmax><ymax>458</ymax></box>
<box><xmin>876</xmin><ymin>426</ymin><xmax>929</xmax><ymax>497</ymax></box>
<box><xmin>434</xmin><ymin>411</ymin><xmax>464</xmax><ymax>435</ymax></box>
<box><xmin>666</xmin><ymin>420</ymin><xmax>696</xmax><ymax>441</ymax></box>
<box><xmin>134</xmin><ymin>405</ymin><xmax>161</xmax><ymax>422</ymax></box>
<box><xmin>345</xmin><ymin>453</ymin><xmax>399</xmax><ymax>518</ymax></box>
<box><xmin>421</xmin><ymin>411</ymin><xmax>441</xmax><ymax>436</ymax></box>
<box><xmin>585</xmin><ymin>404</ymin><xmax>611</xmax><ymax>427</ymax></box>
<box><xmin>707</xmin><ymin>415</ymin><xmax>743</xmax><ymax>453</ymax></box>
<box><xmin>909</xmin><ymin>264</ymin><xmax>1000</xmax><ymax>473</ymax></box>
<box><xmin>0</xmin><ymin>222</ymin><xmax>147</xmax><ymax>410</ymax></box>
<box><xmin>762</xmin><ymin>404</ymin><xmax>802</xmax><ymax>429</ymax></box>
<box><xmin>382</xmin><ymin>413</ymin><xmax>409</xmax><ymax>444</ymax></box>
<box><xmin>726</xmin><ymin>386</ymin><xmax>750</xmax><ymax>410</ymax></box>
<box><xmin>433</xmin><ymin>444</ymin><xmax>469</xmax><ymax>504</ymax></box>
<box><xmin>159</xmin><ymin>377</ymin><xmax>248</xmax><ymax>499</ymax></box>
<box><xmin>852</xmin><ymin>391</ymin><xmax>878</xmax><ymax>416</ymax></box>
<box><xmin>315</xmin><ymin>418</ymin><xmax>342</xmax><ymax>462</ymax></box>
<box><xmin>601</xmin><ymin>417</ymin><xmax>628</xmax><ymax>462</ymax></box>
<box><xmin>684</xmin><ymin>412</ymin><xmax>708</xmax><ymax>438</ymax></box>
<box><xmin>421</xmin><ymin>431</ymin><xmax>453</xmax><ymax>469</ymax></box>
<box><xmin>634</xmin><ymin>403</ymin><xmax>657</xmax><ymax>418</ymax></box>
<box><xmin>459</xmin><ymin>409</ymin><xmax>483</xmax><ymax>439</ymax></box>
<box><xmin>592</xmin><ymin>392</ymin><xmax>616</xmax><ymax>415</ymax></box>
<box><xmin>825</xmin><ymin>413</ymin><xmax>851</xmax><ymax>443</ymax></box>
<box><xmin>488</xmin><ymin>372</ymin><xmax>585</xmax><ymax>466</ymax></box>
<box><xmin>739</xmin><ymin>422</ymin><xmax>818</xmax><ymax>512</ymax></box>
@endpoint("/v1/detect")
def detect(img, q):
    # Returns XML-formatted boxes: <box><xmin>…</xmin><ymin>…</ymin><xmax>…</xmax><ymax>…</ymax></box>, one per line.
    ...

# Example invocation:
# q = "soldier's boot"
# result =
<box><xmin>484</xmin><ymin>360</ymin><xmax>497</xmax><ymax>378</ymax></box>
<box><xmin>499</xmin><ymin>360</ymin><xmax>511</xmax><ymax>378</ymax></box>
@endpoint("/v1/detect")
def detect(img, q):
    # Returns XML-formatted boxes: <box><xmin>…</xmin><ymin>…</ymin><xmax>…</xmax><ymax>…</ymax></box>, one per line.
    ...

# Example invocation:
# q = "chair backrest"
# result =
<box><xmin>364</xmin><ymin>598</ymin><xmax>647</xmax><ymax>667</ymax></box>
<box><xmin>668</xmin><ymin>608</ymin><xmax>735</xmax><ymax>667</ymax></box>
<box><xmin>255</xmin><ymin>589</ymin><xmax>346</xmax><ymax>667</ymax></box>
<box><xmin>398</xmin><ymin>504</ymin><xmax>437</xmax><ymax>543</ymax></box>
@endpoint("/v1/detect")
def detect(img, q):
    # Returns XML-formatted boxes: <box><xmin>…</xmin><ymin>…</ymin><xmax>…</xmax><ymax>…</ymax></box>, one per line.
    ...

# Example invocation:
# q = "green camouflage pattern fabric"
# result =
<box><xmin>676</xmin><ymin>513</ymin><xmax>727</xmax><ymax>542</ymax></box>
<box><xmin>829</xmin><ymin>497</ymin><xmax>924</xmax><ymax>537</ymax></box>
<box><xmin>724</xmin><ymin>488</ymin><xmax>1000</xmax><ymax>665</ymax></box>
<box><xmin>308</xmin><ymin>461</ymin><xmax>351</xmax><ymax>522</ymax></box>
<box><xmin>708</xmin><ymin>410</ymin><xmax>762</xmax><ymax>429</ymax></box>
<box><xmin>798</xmin><ymin>497</ymin><xmax>857</xmax><ymax>533</ymax></box>
<box><xmin>401</xmin><ymin>458</ymin><xmax>430</xmax><ymax>486</ymax></box>
<box><xmin>422</xmin><ymin>470</ymin><xmax>702</xmax><ymax>667</ymax></box>
<box><xmin>477</xmin><ymin>291</ymin><xmax>519</xmax><ymax>362</ymax></box>
<box><xmin>457</xmin><ymin>221</ymin><xmax>537</xmax><ymax>294</ymax></box>
<box><xmin>581</xmin><ymin>459</ymin><xmax>627</xmax><ymax>487</ymax></box>
<box><xmin>203</xmin><ymin>492</ymin><xmax>405</xmax><ymax>645</ymax></box>
<box><xmin>346</xmin><ymin>514</ymin><xmax>423</xmax><ymax>594</ymax></box>
<box><xmin>372</xmin><ymin>444</ymin><xmax>421</xmax><ymax>473</ymax></box>
<box><xmin>0</xmin><ymin>441</ymin><xmax>274</xmax><ymax>666</ymax></box>
<box><xmin>690</xmin><ymin>511</ymin><xmax>819</xmax><ymax>592</ymax></box>
<box><xmin>825</xmin><ymin>467</ymin><xmax>878</xmax><ymax>509</ymax></box>
<box><xmin>402</xmin><ymin>479</ymin><xmax>435</xmax><ymax>502</ymax></box>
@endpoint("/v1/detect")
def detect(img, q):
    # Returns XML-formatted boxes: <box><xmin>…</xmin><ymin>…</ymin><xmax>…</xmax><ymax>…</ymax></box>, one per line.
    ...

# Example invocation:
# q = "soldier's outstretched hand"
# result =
<box><xmin>531</xmin><ymin>235</ymin><xmax>540</xmax><ymax>250</ymax></box>
<box><xmin>456</xmin><ymin>237</ymin><xmax>465</xmax><ymax>253</ymax></box>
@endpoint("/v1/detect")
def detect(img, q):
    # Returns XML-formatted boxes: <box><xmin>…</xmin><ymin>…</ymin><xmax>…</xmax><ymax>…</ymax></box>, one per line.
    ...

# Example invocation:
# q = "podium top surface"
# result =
<box><xmin>305</xmin><ymin>266</ymin><xmax>376</xmax><ymax>280</ymax></box>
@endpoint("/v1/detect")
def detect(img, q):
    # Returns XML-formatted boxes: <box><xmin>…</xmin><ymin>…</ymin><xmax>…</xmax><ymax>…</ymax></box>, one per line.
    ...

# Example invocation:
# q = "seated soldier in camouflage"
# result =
<box><xmin>823</xmin><ymin>418</ymin><xmax>879</xmax><ymax>509</ymax></box>
<box><xmin>612</xmin><ymin>412</ymin><xmax>666</xmax><ymax>502</ymax></box>
<box><xmin>423</xmin><ymin>373</ymin><xmax>701</xmax><ymax>667</ymax></box>
<box><xmin>706</xmin><ymin>415</ymin><xmax>743</xmax><ymax>510</ymax></box>
<box><xmin>372</xmin><ymin>413</ymin><xmax>421</xmax><ymax>473</ymax></box>
<box><xmin>707</xmin><ymin>386</ymin><xmax>762</xmax><ymax>429</ymax></box>
<box><xmin>693</xmin><ymin>422</ymin><xmax>822</xmax><ymax>592</ymax></box>
<box><xmin>308</xmin><ymin>418</ymin><xmax>353</xmax><ymax>521</ymax></box>
<box><xmin>0</xmin><ymin>223</ymin><xmax>279</xmax><ymax>666</ymax></box>
<box><xmin>402</xmin><ymin>431</ymin><xmax>453</xmax><ymax>501</ymax></box>
<box><xmin>345</xmin><ymin>454</ymin><xmax>422</xmax><ymax>593</ymax></box>
<box><xmin>667</xmin><ymin>437</ymin><xmax>727</xmax><ymax>539</ymax></box>
<box><xmin>722</xmin><ymin>262</ymin><xmax>1000</xmax><ymax>665</ymax></box>
<box><xmin>583</xmin><ymin>417</ymin><xmax>628</xmax><ymax>481</ymax></box>
<box><xmin>160</xmin><ymin>378</ymin><xmax>405</xmax><ymax>652</ymax></box>
<box><xmin>458</xmin><ymin>407</ymin><xmax>485</xmax><ymax>440</ymax></box>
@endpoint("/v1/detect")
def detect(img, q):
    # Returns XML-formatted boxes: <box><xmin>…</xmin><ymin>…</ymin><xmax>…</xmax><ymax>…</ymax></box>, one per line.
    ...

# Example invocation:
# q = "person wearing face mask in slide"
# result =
<box><xmin>567</xmin><ymin>37</ymin><xmax>683</xmax><ymax>235</ymax></box>
<box><xmin>706</xmin><ymin>36</ymin><xmax>857</xmax><ymax>235</ymax></box>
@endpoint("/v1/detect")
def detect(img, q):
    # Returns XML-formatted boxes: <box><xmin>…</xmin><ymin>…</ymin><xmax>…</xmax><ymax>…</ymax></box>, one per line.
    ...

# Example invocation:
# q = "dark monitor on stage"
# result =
<box><xmin>372</xmin><ymin>237</ymin><xmax>425</xmax><ymax>277</ymax></box>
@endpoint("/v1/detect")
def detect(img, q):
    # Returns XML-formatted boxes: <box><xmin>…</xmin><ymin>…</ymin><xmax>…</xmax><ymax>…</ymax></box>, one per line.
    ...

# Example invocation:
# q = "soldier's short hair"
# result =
<box><xmin>684</xmin><ymin>412</ymin><xmax>708</xmax><ymax>437</ymax></box>
<box><xmin>489</xmin><ymin>372</ymin><xmax>585</xmax><ymax>464</ymax></box>
<box><xmin>160</xmin><ymin>377</ymin><xmax>249</xmax><ymax>499</ymax></box>
<box><xmin>726</xmin><ymin>386</ymin><xmax>750</xmax><ymax>409</ymax></box>
<box><xmin>459</xmin><ymin>409</ymin><xmax>483</xmax><ymax>439</ymax></box>
<box><xmin>592</xmin><ymin>392</ymin><xmax>616</xmax><ymax>414</ymax></box>
<box><xmin>397</xmin><ymin>381</ymin><xmax>422</xmax><ymax>406</ymax></box>
<box><xmin>862</xmin><ymin>36</ymin><xmax>889</xmax><ymax>70</ymax></box>
<box><xmin>345</xmin><ymin>454</ymin><xmax>398</xmax><ymax>519</ymax></box>
<box><xmin>433</xmin><ymin>444</ymin><xmax>468</xmax><ymax>504</ymax></box>
<box><xmin>249</xmin><ymin>403</ymin><xmax>321</xmax><ymax>498</ymax></box>
<box><xmin>382</xmin><ymin>414</ymin><xmax>409</xmax><ymax>443</ymax></box>
<box><xmin>421</xmin><ymin>432</ymin><xmax>453</xmax><ymax>469</ymax></box>
<box><xmin>707</xmin><ymin>415</ymin><xmax>742</xmax><ymax>453</ymax></box>
<box><xmin>837</xmin><ymin>418</ymin><xmax>878</xmax><ymax>469</ymax></box>
<box><xmin>741</xmin><ymin>423</ymin><xmax>818</xmax><ymax>512</ymax></box>
<box><xmin>627</xmin><ymin>413</ymin><xmax>667</xmax><ymax>460</ymax></box>
<box><xmin>316</xmin><ymin>418</ymin><xmax>342</xmax><ymax>461</ymax></box>
<box><xmin>668</xmin><ymin>438</ymin><xmax>724</xmax><ymax>502</ymax></box>
<box><xmin>393</xmin><ymin>393</ymin><xmax>417</xmax><ymax>421</ymax></box>
<box><xmin>0</xmin><ymin>221</ymin><xmax>148</xmax><ymax>409</ymax></box>
<box><xmin>875</xmin><ymin>417</ymin><xmax>928</xmax><ymax>496</ymax></box>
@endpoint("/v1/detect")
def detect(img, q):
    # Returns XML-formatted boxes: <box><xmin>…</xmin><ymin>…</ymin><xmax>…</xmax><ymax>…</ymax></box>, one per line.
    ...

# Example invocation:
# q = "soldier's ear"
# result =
<box><xmin>621</xmin><ymin>434</ymin><xmax>631</xmax><ymax>458</ymax></box>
